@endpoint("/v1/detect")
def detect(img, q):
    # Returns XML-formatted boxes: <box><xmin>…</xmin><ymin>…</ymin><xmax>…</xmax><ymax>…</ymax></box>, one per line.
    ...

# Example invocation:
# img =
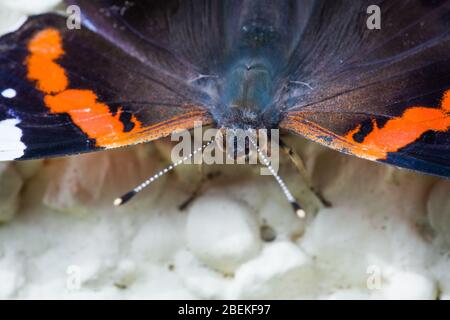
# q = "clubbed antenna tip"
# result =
<box><xmin>291</xmin><ymin>201</ymin><xmax>306</xmax><ymax>219</ymax></box>
<box><xmin>114</xmin><ymin>190</ymin><xmax>137</xmax><ymax>207</ymax></box>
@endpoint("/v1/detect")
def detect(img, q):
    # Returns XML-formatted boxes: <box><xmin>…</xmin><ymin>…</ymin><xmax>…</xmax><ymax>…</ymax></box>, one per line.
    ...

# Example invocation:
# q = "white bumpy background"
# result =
<box><xmin>1</xmin><ymin>0</ymin><xmax>450</xmax><ymax>299</ymax></box>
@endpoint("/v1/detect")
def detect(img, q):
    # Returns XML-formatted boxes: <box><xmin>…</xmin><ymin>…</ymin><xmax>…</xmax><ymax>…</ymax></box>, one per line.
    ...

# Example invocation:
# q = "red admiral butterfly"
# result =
<box><xmin>0</xmin><ymin>1</ymin><xmax>449</xmax><ymax>214</ymax></box>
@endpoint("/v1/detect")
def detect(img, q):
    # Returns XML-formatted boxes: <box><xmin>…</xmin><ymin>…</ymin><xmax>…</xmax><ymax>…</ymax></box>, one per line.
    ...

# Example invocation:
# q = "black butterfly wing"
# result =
<box><xmin>280</xmin><ymin>0</ymin><xmax>450</xmax><ymax>177</ymax></box>
<box><xmin>66</xmin><ymin>0</ymin><xmax>240</xmax><ymax>77</ymax></box>
<box><xmin>0</xmin><ymin>13</ymin><xmax>212</xmax><ymax>160</ymax></box>
<box><xmin>67</xmin><ymin>0</ymin><xmax>315</xmax><ymax>81</ymax></box>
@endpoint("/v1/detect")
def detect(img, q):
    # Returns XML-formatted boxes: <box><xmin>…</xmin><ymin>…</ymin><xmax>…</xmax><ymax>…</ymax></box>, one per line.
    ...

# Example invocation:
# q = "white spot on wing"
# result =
<box><xmin>1</xmin><ymin>88</ymin><xmax>16</xmax><ymax>99</ymax></box>
<box><xmin>0</xmin><ymin>119</ymin><xmax>26</xmax><ymax>161</ymax></box>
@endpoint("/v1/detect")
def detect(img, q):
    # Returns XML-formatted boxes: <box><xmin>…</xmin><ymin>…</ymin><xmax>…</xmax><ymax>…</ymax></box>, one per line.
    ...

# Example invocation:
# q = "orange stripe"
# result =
<box><xmin>281</xmin><ymin>89</ymin><xmax>450</xmax><ymax>161</ymax></box>
<box><xmin>45</xmin><ymin>90</ymin><xmax>209</xmax><ymax>147</ymax></box>
<box><xmin>345</xmin><ymin>90</ymin><xmax>450</xmax><ymax>159</ymax></box>
<box><xmin>26</xmin><ymin>28</ymin><xmax>211</xmax><ymax>148</ymax></box>
<box><xmin>442</xmin><ymin>90</ymin><xmax>450</xmax><ymax>111</ymax></box>
<box><xmin>25</xmin><ymin>28</ymin><xmax>152</xmax><ymax>148</ymax></box>
<box><xmin>27</xmin><ymin>29</ymin><xmax>67</xmax><ymax>93</ymax></box>
<box><xmin>44</xmin><ymin>89</ymin><xmax>145</xmax><ymax>146</ymax></box>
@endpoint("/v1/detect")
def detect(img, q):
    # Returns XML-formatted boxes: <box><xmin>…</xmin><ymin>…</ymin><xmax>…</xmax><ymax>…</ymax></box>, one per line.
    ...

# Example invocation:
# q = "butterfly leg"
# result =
<box><xmin>280</xmin><ymin>138</ymin><xmax>311</xmax><ymax>186</ymax></box>
<box><xmin>280</xmin><ymin>138</ymin><xmax>332</xmax><ymax>208</ymax></box>
<box><xmin>178</xmin><ymin>164</ymin><xmax>224</xmax><ymax>211</ymax></box>
<box><xmin>178</xmin><ymin>163</ymin><xmax>202</xmax><ymax>211</ymax></box>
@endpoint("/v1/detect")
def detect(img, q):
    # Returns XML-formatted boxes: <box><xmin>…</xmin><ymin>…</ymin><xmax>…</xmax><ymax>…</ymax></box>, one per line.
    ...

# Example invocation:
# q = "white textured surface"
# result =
<box><xmin>186</xmin><ymin>191</ymin><xmax>262</xmax><ymax>274</ymax></box>
<box><xmin>1</xmin><ymin>0</ymin><xmax>450</xmax><ymax>300</ymax></box>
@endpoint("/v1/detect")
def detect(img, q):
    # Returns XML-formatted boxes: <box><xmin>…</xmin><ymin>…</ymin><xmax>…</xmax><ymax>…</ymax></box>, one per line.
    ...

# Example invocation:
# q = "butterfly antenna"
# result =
<box><xmin>248</xmin><ymin>136</ymin><xmax>306</xmax><ymax>219</ymax></box>
<box><xmin>114</xmin><ymin>139</ymin><xmax>215</xmax><ymax>207</ymax></box>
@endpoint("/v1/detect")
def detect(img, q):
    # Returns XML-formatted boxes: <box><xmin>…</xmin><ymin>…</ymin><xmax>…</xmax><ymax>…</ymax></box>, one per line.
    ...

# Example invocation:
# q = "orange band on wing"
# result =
<box><xmin>27</xmin><ymin>29</ymin><xmax>68</xmax><ymax>93</ymax></box>
<box><xmin>44</xmin><ymin>89</ymin><xmax>145</xmax><ymax>147</ymax></box>
<box><xmin>26</xmin><ymin>28</ymin><xmax>145</xmax><ymax>147</ymax></box>
<box><xmin>442</xmin><ymin>90</ymin><xmax>450</xmax><ymax>111</ymax></box>
<box><xmin>344</xmin><ymin>90</ymin><xmax>450</xmax><ymax>159</ymax></box>
<box><xmin>281</xmin><ymin>90</ymin><xmax>450</xmax><ymax>161</ymax></box>
<box><xmin>25</xmin><ymin>28</ymin><xmax>207</xmax><ymax>149</ymax></box>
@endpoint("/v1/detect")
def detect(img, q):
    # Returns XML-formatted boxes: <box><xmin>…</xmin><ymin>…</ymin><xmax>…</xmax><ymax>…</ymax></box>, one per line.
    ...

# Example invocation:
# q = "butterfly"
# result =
<box><xmin>0</xmin><ymin>0</ymin><xmax>449</xmax><ymax>213</ymax></box>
